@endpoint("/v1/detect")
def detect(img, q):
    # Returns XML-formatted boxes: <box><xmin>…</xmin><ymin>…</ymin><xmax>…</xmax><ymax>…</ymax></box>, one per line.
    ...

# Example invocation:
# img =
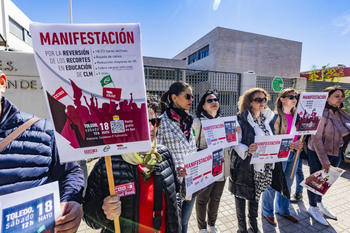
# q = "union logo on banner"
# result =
<box><xmin>103</xmin><ymin>87</ymin><xmax>122</xmax><ymax>101</ymax></box>
<box><xmin>52</xmin><ymin>87</ymin><xmax>68</xmax><ymax>100</ymax></box>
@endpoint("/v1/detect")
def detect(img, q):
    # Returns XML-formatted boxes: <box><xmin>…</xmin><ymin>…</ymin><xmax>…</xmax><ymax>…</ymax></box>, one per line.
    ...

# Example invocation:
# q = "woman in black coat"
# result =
<box><xmin>83</xmin><ymin>100</ymin><xmax>182</xmax><ymax>233</ymax></box>
<box><xmin>229</xmin><ymin>88</ymin><xmax>289</xmax><ymax>233</ymax></box>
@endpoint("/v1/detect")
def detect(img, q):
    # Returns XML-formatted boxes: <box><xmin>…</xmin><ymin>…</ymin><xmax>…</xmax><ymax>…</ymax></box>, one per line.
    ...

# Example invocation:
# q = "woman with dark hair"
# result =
<box><xmin>261</xmin><ymin>88</ymin><xmax>303</xmax><ymax>226</ymax></box>
<box><xmin>194</xmin><ymin>90</ymin><xmax>239</xmax><ymax>233</ymax></box>
<box><xmin>157</xmin><ymin>81</ymin><xmax>197</xmax><ymax>233</ymax></box>
<box><xmin>83</xmin><ymin>98</ymin><xmax>182</xmax><ymax>233</ymax></box>
<box><xmin>229</xmin><ymin>88</ymin><xmax>289</xmax><ymax>233</ymax></box>
<box><xmin>307</xmin><ymin>86</ymin><xmax>350</xmax><ymax>226</ymax></box>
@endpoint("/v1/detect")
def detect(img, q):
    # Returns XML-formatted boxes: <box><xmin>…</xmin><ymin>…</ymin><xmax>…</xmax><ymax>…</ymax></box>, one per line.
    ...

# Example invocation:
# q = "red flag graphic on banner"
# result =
<box><xmin>103</xmin><ymin>87</ymin><xmax>122</xmax><ymax>101</ymax></box>
<box><xmin>52</xmin><ymin>87</ymin><xmax>68</xmax><ymax>100</ymax></box>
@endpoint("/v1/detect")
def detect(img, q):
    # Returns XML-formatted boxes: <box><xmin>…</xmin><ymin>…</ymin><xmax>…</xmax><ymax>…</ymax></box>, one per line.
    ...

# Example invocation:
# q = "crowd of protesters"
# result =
<box><xmin>2</xmin><ymin>67</ymin><xmax>350</xmax><ymax>233</ymax></box>
<box><xmin>82</xmin><ymin>82</ymin><xmax>350</xmax><ymax>233</ymax></box>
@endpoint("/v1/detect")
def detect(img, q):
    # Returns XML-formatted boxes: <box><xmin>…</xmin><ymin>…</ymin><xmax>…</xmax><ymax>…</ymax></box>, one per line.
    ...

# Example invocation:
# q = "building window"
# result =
<box><xmin>187</xmin><ymin>45</ymin><xmax>209</xmax><ymax>64</ymax></box>
<box><xmin>9</xmin><ymin>17</ymin><xmax>32</xmax><ymax>46</ymax></box>
<box><xmin>188</xmin><ymin>52</ymin><xmax>198</xmax><ymax>65</ymax></box>
<box><xmin>199</xmin><ymin>45</ymin><xmax>209</xmax><ymax>59</ymax></box>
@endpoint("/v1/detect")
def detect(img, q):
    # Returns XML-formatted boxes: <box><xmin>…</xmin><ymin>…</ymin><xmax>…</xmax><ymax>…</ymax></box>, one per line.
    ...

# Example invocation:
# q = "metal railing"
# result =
<box><xmin>144</xmin><ymin>66</ymin><xmax>241</xmax><ymax>116</ymax></box>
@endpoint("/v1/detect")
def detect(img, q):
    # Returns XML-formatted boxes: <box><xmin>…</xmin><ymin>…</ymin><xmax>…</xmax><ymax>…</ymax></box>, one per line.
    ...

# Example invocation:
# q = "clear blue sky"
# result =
<box><xmin>12</xmin><ymin>0</ymin><xmax>350</xmax><ymax>72</ymax></box>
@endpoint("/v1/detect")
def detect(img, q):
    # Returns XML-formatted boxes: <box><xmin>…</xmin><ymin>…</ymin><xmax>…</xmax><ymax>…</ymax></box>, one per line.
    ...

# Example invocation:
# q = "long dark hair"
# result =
<box><xmin>160</xmin><ymin>81</ymin><xmax>191</xmax><ymax>113</ymax></box>
<box><xmin>323</xmin><ymin>85</ymin><xmax>345</xmax><ymax>109</ymax></box>
<box><xmin>196</xmin><ymin>89</ymin><xmax>221</xmax><ymax>118</ymax></box>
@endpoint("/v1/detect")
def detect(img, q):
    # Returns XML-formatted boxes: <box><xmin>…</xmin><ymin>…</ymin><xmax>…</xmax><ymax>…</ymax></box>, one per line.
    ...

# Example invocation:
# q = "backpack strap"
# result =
<box><xmin>0</xmin><ymin>117</ymin><xmax>41</xmax><ymax>152</ymax></box>
<box><xmin>153</xmin><ymin>168</ymin><xmax>163</xmax><ymax>232</ymax></box>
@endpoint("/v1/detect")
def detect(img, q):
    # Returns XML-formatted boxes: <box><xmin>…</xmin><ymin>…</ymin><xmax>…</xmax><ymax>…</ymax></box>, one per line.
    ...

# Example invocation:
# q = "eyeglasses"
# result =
<box><xmin>149</xmin><ymin>118</ymin><xmax>161</xmax><ymax>127</ymax></box>
<box><xmin>285</xmin><ymin>95</ymin><xmax>297</xmax><ymax>100</ymax></box>
<box><xmin>253</xmin><ymin>97</ymin><xmax>267</xmax><ymax>103</ymax></box>
<box><xmin>206</xmin><ymin>98</ymin><xmax>219</xmax><ymax>103</ymax></box>
<box><xmin>185</xmin><ymin>94</ymin><xmax>194</xmax><ymax>100</ymax></box>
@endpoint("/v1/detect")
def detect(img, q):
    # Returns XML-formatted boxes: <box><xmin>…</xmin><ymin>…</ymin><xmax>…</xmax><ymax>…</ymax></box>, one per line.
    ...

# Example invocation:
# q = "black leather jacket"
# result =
<box><xmin>83</xmin><ymin>145</ymin><xmax>182</xmax><ymax>233</ymax></box>
<box><xmin>229</xmin><ymin>111</ymin><xmax>290</xmax><ymax>201</ymax></box>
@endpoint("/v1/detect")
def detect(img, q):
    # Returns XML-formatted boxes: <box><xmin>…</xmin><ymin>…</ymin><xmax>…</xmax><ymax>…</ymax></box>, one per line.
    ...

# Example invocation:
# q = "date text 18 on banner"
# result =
<box><xmin>0</xmin><ymin>182</ymin><xmax>60</xmax><ymax>233</ymax></box>
<box><xmin>30</xmin><ymin>23</ymin><xmax>151</xmax><ymax>162</ymax></box>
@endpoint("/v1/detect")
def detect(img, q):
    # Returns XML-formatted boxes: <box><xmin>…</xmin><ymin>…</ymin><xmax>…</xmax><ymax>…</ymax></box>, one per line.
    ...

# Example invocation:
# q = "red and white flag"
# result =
<box><xmin>52</xmin><ymin>87</ymin><xmax>68</xmax><ymax>100</ymax></box>
<box><xmin>103</xmin><ymin>87</ymin><xmax>122</xmax><ymax>101</ymax></box>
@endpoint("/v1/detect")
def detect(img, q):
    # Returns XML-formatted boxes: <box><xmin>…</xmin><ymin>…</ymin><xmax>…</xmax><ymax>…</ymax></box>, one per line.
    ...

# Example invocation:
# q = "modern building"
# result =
<box><xmin>174</xmin><ymin>27</ymin><xmax>302</xmax><ymax>78</ymax></box>
<box><xmin>0</xmin><ymin>0</ymin><xmax>33</xmax><ymax>52</ymax></box>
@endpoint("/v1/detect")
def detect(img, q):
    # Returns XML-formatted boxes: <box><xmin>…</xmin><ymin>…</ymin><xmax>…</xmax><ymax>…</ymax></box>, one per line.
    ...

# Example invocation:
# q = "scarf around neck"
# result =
<box><xmin>201</xmin><ymin>110</ymin><xmax>221</xmax><ymax>119</ymax></box>
<box><xmin>121</xmin><ymin>140</ymin><xmax>162</xmax><ymax>182</ymax></box>
<box><xmin>166</xmin><ymin>103</ymin><xmax>193</xmax><ymax>140</ymax></box>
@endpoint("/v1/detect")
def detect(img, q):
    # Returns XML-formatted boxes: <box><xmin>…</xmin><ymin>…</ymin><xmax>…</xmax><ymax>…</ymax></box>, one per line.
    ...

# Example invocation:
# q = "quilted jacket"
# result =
<box><xmin>83</xmin><ymin>145</ymin><xmax>182</xmax><ymax>233</ymax></box>
<box><xmin>0</xmin><ymin>97</ymin><xmax>84</xmax><ymax>203</ymax></box>
<box><xmin>229</xmin><ymin>110</ymin><xmax>290</xmax><ymax>201</ymax></box>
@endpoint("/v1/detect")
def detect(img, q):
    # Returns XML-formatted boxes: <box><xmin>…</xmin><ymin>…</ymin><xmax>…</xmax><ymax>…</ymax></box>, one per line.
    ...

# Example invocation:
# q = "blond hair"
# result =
<box><xmin>275</xmin><ymin>88</ymin><xmax>298</xmax><ymax>112</ymax></box>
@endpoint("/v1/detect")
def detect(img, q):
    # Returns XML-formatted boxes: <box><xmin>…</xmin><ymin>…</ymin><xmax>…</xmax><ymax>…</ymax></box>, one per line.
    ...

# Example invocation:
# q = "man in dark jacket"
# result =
<box><xmin>0</xmin><ymin>70</ymin><xmax>84</xmax><ymax>233</ymax></box>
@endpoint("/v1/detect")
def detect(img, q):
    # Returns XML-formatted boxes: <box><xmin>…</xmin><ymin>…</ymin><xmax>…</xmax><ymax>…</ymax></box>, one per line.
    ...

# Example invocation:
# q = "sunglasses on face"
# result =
<box><xmin>253</xmin><ymin>97</ymin><xmax>267</xmax><ymax>103</ymax></box>
<box><xmin>285</xmin><ymin>95</ymin><xmax>297</xmax><ymax>100</ymax></box>
<box><xmin>206</xmin><ymin>98</ymin><xmax>219</xmax><ymax>103</ymax></box>
<box><xmin>185</xmin><ymin>94</ymin><xmax>194</xmax><ymax>100</ymax></box>
<box><xmin>149</xmin><ymin>118</ymin><xmax>161</xmax><ymax>127</ymax></box>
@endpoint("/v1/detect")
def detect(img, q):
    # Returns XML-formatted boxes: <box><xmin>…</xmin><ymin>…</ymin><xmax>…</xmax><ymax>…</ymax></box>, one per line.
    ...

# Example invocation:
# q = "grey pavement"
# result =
<box><xmin>78</xmin><ymin>160</ymin><xmax>350</xmax><ymax>233</ymax></box>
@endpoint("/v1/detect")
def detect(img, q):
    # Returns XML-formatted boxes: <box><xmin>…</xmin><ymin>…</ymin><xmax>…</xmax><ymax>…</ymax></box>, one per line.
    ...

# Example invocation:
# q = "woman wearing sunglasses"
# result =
<box><xmin>307</xmin><ymin>86</ymin><xmax>350</xmax><ymax>226</ymax></box>
<box><xmin>194</xmin><ymin>90</ymin><xmax>239</xmax><ymax>233</ymax></box>
<box><xmin>83</xmin><ymin>98</ymin><xmax>182</xmax><ymax>233</ymax></box>
<box><xmin>157</xmin><ymin>81</ymin><xmax>197</xmax><ymax>233</ymax></box>
<box><xmin>229</xmin><ymin>88</ymin><xmax>289</xmax><ymax>233</ymax></box>
<box><xmin>261</xmin><ymin>88</ymin><xmax>303</xmax><ymax>226</ymax></box>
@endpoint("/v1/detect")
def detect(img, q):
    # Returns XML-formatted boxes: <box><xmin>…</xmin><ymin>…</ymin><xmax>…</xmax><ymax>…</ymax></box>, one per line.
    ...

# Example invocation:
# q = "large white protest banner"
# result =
<box><xmin>30</xmin><ymin>23</ymin><xmax>151</xmax><ymax>162</ymax></box>
<box><xmin>201</xmin><ymin>116</ymin><xmax>239</xmax><ymax>148</ymax></box>
<box><xmin>250</xmin><ymin>134</ymin><xmax>295</xmax><ymax>164</ymax></box>
<box><xmin>183</xmin><ymin>146</ymin><xmax>224</xmax><ymax>197</ymax></box>
<box><xmin>0</xmin><ymin>182</ymin><xmax>60</xmax><ymax>233</ymax></box>
<box><xmin>291</xmin><ymin>92</ymin><xmax>328</xmax><ymax>135</ymax></box>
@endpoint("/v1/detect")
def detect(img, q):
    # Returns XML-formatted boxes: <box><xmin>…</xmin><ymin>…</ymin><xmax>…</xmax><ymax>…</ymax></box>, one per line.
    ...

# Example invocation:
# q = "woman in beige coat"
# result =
<box><xmin>193</xmin><ymin>90</ymin><xmax>240</xmax><ymax>233</ymax></box>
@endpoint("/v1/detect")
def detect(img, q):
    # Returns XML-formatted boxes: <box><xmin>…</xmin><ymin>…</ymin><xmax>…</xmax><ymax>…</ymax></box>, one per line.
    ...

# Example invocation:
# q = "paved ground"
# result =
<box><xmin>78</xmin><ymin>160</ymin><xmax>350</xmax><ymax>233</ymax></box>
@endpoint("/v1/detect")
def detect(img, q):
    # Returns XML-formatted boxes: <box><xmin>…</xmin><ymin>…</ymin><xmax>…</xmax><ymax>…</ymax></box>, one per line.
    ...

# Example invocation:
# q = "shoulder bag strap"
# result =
<box><xmin>196</xmin><ymin>122</ymin><xmax>202</xmax><ymax>149</ymax></box>
<box><xmin>0</xmin><ymin>117</ymin><xmax>41</xmax><ymax>152</ymax></box>
<box><xmin>153</xmin><ymin>168</ymin><xmax>163</xmax><ymax>232</ymax></box>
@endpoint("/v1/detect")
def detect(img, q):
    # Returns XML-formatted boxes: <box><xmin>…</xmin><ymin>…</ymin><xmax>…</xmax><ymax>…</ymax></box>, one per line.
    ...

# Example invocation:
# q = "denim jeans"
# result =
<box><xmin>295</xmin><ymin>156</ymin><xmax>304</xmax><ymax>193</ymax></box>
<box><xmin>307</xmin><ymin>149</ymin><xmax>341</xmax><ymax>207</ymax></box>
<box><xmin>261</xmin><ymin>152</ymin><xmax>298</xmax><ymax>217</ymax></box>
<box><xmin>182</xmin><ymin>197</ymin><xmax>196</xmax><ymax>233</ymax></box>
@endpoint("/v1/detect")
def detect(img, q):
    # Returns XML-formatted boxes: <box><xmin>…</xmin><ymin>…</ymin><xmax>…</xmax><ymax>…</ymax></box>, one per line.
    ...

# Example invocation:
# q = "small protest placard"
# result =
<box><xmin>0</xmin><ymin>182</ymin><xmax>60</xmax><ymax>233</ymax></box>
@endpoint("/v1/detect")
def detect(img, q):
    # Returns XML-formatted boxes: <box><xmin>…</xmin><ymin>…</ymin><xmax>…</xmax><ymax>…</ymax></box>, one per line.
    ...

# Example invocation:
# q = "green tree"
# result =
<box><xmin>308</xmin><ymin>64</ymin><xmax>344</xmax><ymax>82</ymax></box>
<box><xmin>308</xmin><ymin>64</ymin><xmax>319</xmax><ymax>81</ymax></box>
